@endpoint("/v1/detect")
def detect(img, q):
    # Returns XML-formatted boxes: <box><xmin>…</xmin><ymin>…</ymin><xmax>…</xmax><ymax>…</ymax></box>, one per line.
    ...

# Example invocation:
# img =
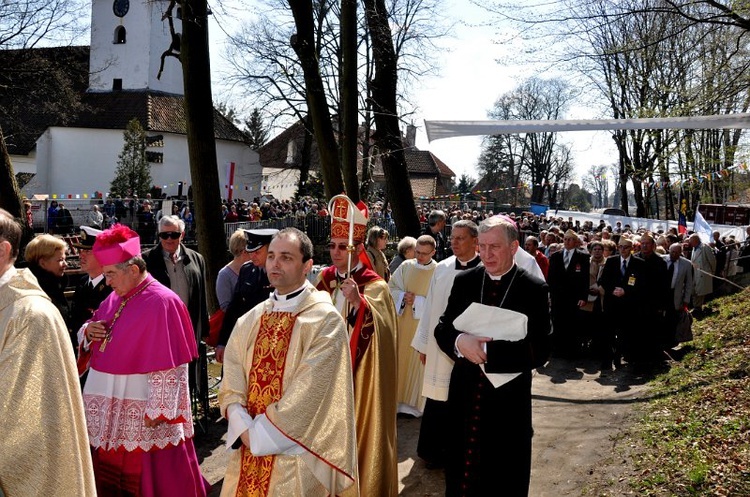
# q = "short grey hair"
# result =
<box><xmin>479</xmin><ymin>216</ymin><xmax>518</xmax><ymax>243</ymax></box>
<box><xmin>159</xmin><ymin>215</ymin><xmax>185</xmax><ymax>233</ymax></box>
<box><xmin>452</xmin><ymin>219</ymin><xmax>478</xmax><ymax>238</ymax></box>
<box><xmin>396</xmin><ymin>236</ymin><xmax>417</xmax><ymax>256</ymax></box>
<box><xmin>114</xmin><ymin>256</ymin><xmax>147</xmax><ymax>273</ymax></box>
<box><xmin>428</xmin><ymin>210</ymin><xmax>446</xmax><ymax>226</ymax></box>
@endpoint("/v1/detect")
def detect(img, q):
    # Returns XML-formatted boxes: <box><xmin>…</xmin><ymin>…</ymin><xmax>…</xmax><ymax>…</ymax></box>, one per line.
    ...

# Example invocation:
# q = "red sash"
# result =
<box><xmin>236</xmin><ymin>311</ymin><xmax>297</xmax><ymax>496</ymax></box>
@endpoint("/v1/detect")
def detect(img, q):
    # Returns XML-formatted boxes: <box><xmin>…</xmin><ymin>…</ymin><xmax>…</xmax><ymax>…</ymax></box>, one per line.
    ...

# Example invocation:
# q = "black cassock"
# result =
<box><xmin>435</xmin><ymin>264</ymin><xmax>551</xmax><ymax>497</ymax></box>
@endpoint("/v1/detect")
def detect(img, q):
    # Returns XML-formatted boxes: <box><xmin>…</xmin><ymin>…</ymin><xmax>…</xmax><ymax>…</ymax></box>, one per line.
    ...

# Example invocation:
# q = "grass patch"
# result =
<box><xmin>621</xmin><ymin>290</ymin><xmax>750</xmax><ymax>496</ymax></box>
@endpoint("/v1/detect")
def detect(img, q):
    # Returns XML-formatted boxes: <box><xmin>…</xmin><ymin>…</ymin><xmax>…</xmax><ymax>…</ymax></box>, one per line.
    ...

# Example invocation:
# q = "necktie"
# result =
<box><xmin>170</xmin><ymin>252</ymin><xmax>179</xmax><ymax>265</ymax></box>
<box><xmin>621</xmin><ymin>259</ymin><xmax>627</xmax><ymax>276</ymax></box>
<box><xmin>564</xmin><ymin>250</ymin><xmax>571</xmax><ymax>268</ymax></box>
<box><xmin>87</xmin><ymin>279</ymin><xmax>94</xmax><ymax>290</ymax></box>
<box><xmin>668</xmin><ymin>261</ymin><xmax>675</xmax><ymax>286</ymax></box>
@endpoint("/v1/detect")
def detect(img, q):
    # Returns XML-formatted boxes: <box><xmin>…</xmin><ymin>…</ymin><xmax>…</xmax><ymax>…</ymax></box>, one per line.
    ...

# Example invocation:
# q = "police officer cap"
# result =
<box><xmin>72</xmin><ymin>225</ymin><xmax>103</xmax><ymax>249</ymax></box>
<box><xmin>243</xmin><ymin>228</ymin><xmax>279</xmax><ymax>252</ymax></box>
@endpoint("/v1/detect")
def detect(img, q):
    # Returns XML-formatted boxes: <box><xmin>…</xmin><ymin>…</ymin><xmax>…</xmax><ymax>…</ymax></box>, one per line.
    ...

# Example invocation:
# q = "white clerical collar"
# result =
<box><xmin>90</xmin><ymin>274</ymin><xmax>105</xmax><ymax>287</ymax></box>
<box><xmin>336</xmin><ymin>262</ymin><xmax>363</xmax><ymax>279</ymax></box>
<box><xmin>415</xmin><ymin>259</ymin><xmax>436</xmax><ymax>270</ymax></box>
<box><xmin>0</xmin><ymin>266</ymin><xmax>17</xmax><ymax>289</ymax></box>
<box><xmin>272</xmin><ymin>281</ymin><xmax>310</xmax><ymax>310</ymax></box>
<box><xmin>457</xmin><ymin>254</ymin><xmax>479</xmax><ymax>266</ymax></box>
<box><xmin>487</xmin><ymin>264</ymin><xmax>515</xmax><ymax>281</ymax></box>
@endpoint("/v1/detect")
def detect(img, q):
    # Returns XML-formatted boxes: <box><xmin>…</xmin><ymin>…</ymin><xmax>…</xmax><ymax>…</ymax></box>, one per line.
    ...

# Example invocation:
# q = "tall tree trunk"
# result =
<box><xmin>339</xmin><ymin>0</ymin><xmax>359</xmax><ymax>202</ymax></box>
<box><xmin>0</xmin><ymin>128</ymin><xmax>33</xmax><ymax>255</ymax></box>
<box><xmin>0</xmin><ymin>128</ymin><xmax>23</xmax><ymax>219</ymax></box>
<box><xmin>297</xmin><ymin>116</ymin><xmax>313</xmax><ymax>198</ymax></box>
<box><xmin>289</xmin><ymin>1</ymin><xmax>344</xmax><ymax>199</ymax></box>
<box><xmin>179</xmin><ymin>0</ymin><xmax>226</xmax><ymax>312</ymax></box>
<box><xmin>363</xmin><ymin>0</ymin><xmax>419</xmax><ymax>237</ymax></box>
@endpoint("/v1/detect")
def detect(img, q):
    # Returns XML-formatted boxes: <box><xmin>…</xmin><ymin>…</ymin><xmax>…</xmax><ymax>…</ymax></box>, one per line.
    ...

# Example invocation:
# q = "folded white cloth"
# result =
<box><xmin>453</xmin><ymin>303</ymin><xmax>527</xmax><ymax>387</ymax></box>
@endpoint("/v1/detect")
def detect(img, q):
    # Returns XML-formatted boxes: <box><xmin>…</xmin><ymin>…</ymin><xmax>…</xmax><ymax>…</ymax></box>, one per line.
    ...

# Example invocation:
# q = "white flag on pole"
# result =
<box><xmin>693</xmin><ymin>206</ymin><xmax>713</xmax><ymax>244</ymax></box>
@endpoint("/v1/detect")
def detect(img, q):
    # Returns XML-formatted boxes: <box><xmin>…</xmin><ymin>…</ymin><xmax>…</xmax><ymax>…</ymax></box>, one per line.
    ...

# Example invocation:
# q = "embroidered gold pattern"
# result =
<box><xmin>236</xmin><ymin>311</ymin><xmax>297</xmax><ymax>497</ymax></box>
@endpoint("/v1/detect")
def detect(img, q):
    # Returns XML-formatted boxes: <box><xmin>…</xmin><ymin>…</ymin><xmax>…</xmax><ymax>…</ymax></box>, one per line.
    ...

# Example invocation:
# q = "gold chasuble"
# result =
<box><xmin>220</xmin><ymin>287</ymin><xmax>357</xmax><ymax>497</ymax></box>
<box><xmin>316</xmin><ymin>266</ymin><xmax>399</xmax><ymax>497</ymax></box>
<box><xmin>0</xmin><ymin>268</ymin><xmax>96</xmax><ymax>495</ymax></box>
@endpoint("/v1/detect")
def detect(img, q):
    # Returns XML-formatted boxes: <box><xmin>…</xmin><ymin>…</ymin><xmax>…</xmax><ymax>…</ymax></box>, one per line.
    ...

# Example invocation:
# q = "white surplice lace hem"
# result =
<box><xmin>83</xmin><ymin>363</ymin><xmax>194</xmax><ymax>452</ymax></box>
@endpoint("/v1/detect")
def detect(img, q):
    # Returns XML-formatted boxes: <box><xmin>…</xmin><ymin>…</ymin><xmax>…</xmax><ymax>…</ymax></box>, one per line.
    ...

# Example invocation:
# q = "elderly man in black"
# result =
<box><xmin>435</xmin><ymin>216</ymin><xmax>551</xmax><ymax>496</ymax></box>
<box><xmin>547</xmin><ymin>229</ymin><xmax>590</xmax><ymax>357</ymax></box>
<box><xmin>598</xmin><ymin>237</ymin><xmax>645</xmax><ymax>370</ymax></box>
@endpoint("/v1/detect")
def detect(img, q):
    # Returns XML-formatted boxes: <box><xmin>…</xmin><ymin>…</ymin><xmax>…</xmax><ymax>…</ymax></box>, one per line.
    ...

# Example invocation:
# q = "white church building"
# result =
<box><xmin>6</xmin><ymin>0</ymin><xmax>260</xmax><ymax>200</ymax></box>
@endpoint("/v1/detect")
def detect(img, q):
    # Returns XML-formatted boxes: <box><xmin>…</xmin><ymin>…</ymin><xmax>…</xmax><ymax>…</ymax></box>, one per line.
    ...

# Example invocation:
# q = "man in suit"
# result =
<box><xmin>664</xmin><ymin>243</ymin><xmax>693</xmax><ymax>344</ymax></box>
<box><xmin>70</xmin><ymin>226</ymin><xmax>112</xmax><ymax>354</ymax></box>
<box><xmin>422</xmin><ymin>209</ymin><xmax>448</xmax><ymax>261</ymax></box>
<box><xmin>635</xmin><ymin>233</ymin><xmax>671</xmax><ymax>363</ymax></box>
<box><xmin>598</xmin><ymin>237</ymin><xmax>645</xmax><ymax>370</ymax></box>
<box><xmin>547</xmin><ymin>229</ymin><xmax>590</xmax><ymax>357</ymax></box>
<box><xmin>689</xmin><ymin>233</ymin><xmax>716</xmax><ymax>317</ymax></box>
<box><xmin>434</xmin><ymin>216</ymin><xmax>551</xmax><ymax>496</ymax></box>
<box><xmin>143</xmin><ymin>215</ymin><xmax>209</xmax><ymax>426</ymax></box>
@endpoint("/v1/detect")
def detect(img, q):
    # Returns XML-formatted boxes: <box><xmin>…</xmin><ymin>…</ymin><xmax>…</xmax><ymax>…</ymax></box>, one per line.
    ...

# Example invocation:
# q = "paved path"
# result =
<box><xmin>200</xmin><ymin>356</ymin><xmax>652</xmax><ymax>496</ymax></box>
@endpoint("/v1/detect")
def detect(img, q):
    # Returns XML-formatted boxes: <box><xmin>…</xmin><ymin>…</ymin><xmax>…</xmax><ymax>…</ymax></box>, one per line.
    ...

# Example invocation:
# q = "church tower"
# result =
<box><xmin>89</xmin><ymin>0</ymin><xmax>184</xmax><ymax>95</ymax></box>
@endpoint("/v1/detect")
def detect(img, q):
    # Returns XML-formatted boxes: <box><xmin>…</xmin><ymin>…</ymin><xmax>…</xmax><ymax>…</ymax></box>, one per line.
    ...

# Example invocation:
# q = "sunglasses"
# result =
<box><xmin>328</xmin><ymin>243</ymin><xmax>353</xmax><ymax>251</ymax></box>
<box><xmin>158</xmin><ymin>231</ymin><xmax>182</xmax><ymax>240</ymax></box>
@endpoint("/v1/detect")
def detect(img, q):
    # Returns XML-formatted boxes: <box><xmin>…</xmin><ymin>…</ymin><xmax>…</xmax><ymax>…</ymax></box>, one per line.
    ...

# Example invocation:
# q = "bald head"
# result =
<box><xmin>668</xmin><ymin>243</ymin><xmax>682</xmax><ymax>261</ymax></box>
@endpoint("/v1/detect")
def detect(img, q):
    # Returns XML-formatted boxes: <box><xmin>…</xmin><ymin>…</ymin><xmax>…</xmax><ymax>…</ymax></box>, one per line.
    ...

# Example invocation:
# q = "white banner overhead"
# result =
<box><xmin>424</xmin><ymin>114</ymin><xmax>750</xmax><ymax>142</ymax></box>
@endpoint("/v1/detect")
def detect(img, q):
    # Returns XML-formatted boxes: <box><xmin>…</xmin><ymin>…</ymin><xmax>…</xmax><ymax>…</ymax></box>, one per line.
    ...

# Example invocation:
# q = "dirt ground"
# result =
<box><xmin>197</xmin><ymin>355</ymin><xmax>653</xmax><ymax>496</ymax></box>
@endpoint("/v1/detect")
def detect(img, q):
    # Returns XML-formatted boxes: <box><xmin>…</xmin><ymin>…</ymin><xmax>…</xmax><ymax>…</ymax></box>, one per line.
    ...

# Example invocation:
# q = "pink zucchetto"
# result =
<box><xmin>92</xmin><ymin>224</ymin><xmax>141</xmax><ymax>266</ymax></box>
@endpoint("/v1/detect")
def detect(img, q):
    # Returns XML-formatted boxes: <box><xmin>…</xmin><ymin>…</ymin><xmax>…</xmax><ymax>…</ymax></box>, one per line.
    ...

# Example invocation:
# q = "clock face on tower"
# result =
<box><xmin>113</xmin><ymin>0</ymin><xmax>130</xmax><ymax>17</ymax></box>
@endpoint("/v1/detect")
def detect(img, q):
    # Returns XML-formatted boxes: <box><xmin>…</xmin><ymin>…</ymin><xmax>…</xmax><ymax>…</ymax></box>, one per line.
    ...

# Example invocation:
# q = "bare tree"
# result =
<box><xmin>288</xmin><ymin>0</ymin><xmax>346</xmax><ymax>198</ymax></box>
<box><xmin>225</xmin><ymin>0</ymin><xmax>447</xmax><ymax>227</ymax></box>
<box><xmin>478</xmin><ymin>77</ymin><xmax>575</xmax><ymax>206</ymax></box>
<box><xmin>484</xmin><ymin>0</ymin><xmax>750</xmax><ymax>218</ymax></box>
<box><xmin>582</xmin><ymin>165</ymin><xmax>610</xmax><ymax>209</ymax></box>
<box><xmin>160</xmin><ymin>0</ymin><xmax>227</xmax><ymax>312</ymax></box>
<box><xmin>0</xmin><ymin>0</ymin><xmax>86</xmax><ymax>218</ymax></box>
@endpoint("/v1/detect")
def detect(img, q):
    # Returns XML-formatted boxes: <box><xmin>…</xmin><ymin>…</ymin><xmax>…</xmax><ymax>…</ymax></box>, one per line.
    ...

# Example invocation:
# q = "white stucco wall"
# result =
<box><xmin>27</xmin><ymin>127</ymin><xmax>261</xmax><ymax>199</ymax></box>
<box><xmin>89</xmin><ymin>0</ymin><xmax>183</xmax><ymax>95</ymax></box>
<box><xmin>261</xmin><ymin>167</ymin><xmax>300</xmax><ymax>200</ymax></box>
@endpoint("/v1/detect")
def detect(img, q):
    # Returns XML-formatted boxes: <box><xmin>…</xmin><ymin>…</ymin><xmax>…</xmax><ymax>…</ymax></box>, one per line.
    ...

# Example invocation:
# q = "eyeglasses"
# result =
<box><xmin>158</xmin><ymin>231</ymin><xmax>182</xmax><ymax>240</ymax></box>
<box><xmin>328</xmin><ymin>243</ymin><xmax>352</xmax><ymax>251</ymax></box>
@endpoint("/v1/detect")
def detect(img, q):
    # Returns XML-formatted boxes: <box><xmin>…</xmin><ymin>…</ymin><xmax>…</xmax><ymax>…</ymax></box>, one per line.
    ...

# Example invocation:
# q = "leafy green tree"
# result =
<box><xmin>110</xmin><ymin>118</ymin><xmax>152</xmax><ymax>197</ymax></box>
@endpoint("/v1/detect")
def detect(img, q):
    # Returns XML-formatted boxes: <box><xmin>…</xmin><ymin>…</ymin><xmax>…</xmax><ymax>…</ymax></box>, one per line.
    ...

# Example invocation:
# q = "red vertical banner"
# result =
<box><xmin>225</xmin><ymin>161</ymin><xmax>236</xmax><ymax>201</ymax></box>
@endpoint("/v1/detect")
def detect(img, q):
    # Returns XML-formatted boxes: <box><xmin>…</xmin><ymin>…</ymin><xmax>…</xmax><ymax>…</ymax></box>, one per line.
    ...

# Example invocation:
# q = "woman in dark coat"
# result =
<box><xmin>25</xmin><ymin>234</ymin><xmax>71</xmax><ymax>339</ymax></box>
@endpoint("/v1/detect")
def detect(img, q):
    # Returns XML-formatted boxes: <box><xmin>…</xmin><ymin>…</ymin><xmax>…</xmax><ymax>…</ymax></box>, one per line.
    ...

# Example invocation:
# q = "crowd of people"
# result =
<box><xmin>3</xmin><ymin>194</ymin><xmax>746</xmax><ymax>496</ymax></box>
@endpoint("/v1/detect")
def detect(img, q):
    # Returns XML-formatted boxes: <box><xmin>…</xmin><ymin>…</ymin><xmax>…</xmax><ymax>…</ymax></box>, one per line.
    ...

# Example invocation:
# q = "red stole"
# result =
<box><xmin>236</xmin><ymin>311</ymin><xmax>297</xmax><ymax>497</ymax></box>
<box><xmin>316</xmin><ymin>266</ymin><xmax>381</xmax><ymax>371</ymax></box>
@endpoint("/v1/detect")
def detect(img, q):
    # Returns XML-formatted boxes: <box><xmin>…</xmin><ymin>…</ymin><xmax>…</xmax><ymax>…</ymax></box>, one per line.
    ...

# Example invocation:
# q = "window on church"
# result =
<box><xmin>114</xmin><ymin>26</ymin><xmax>126</xmax><ymax>44</ymax></box>
<box><xmin>146</xmin><ymin>151</ymin><xmax>164</xmax><ymax>164</ymax></box>
<box><xmin>113</xmin><ymin>79</ymin><xmax>123</xmax><ymax>91</ymax></box>
<box><xmin>285</xmin><ymin>140</ymin><xmax>296</xmax><ymax>164</ymax></box>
